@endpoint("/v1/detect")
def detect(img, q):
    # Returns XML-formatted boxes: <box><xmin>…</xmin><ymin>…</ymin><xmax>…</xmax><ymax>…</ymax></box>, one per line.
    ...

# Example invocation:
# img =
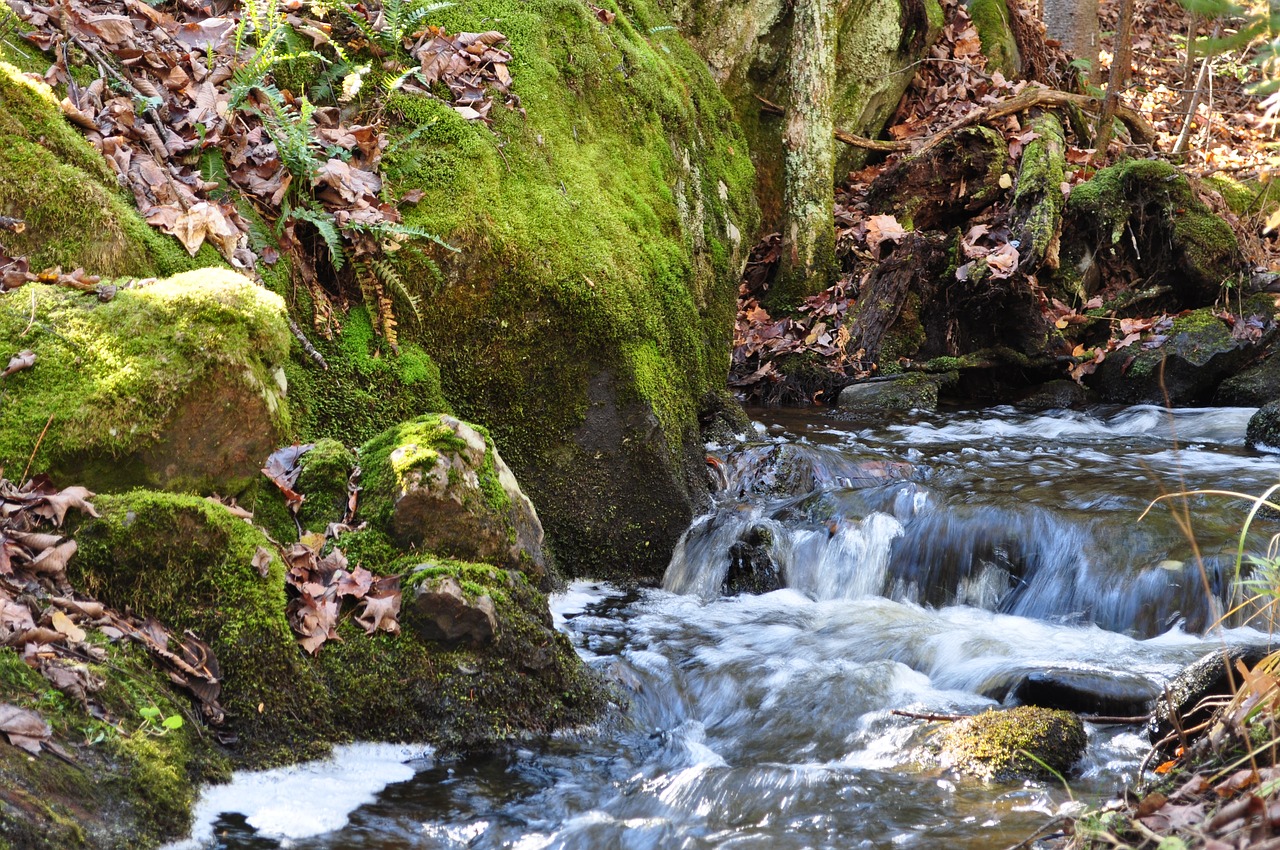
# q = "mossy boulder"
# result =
<box><xmin>1247</xmin><ymin>399</ymin><xmax>1280</xmax><ymax>451</ymax></box>
<box><xmin>0</xmin><ymin>269</ymin><xmax>291</xmax><ymax>495</ymax></box>
<box><xmin>837</xmin><ymin>373</ymin><xmax>947</xmax><ymax>412</ymax></box>
<box><xmin>69</xmin><ymin>491</ymin><xmax>607</xmax><ymax>756</ymax></box>
<box><xmin>935</xmin><ymin>706</ymin><xmax>1086</xmax><ymax>782</ymax></box>
<box><xmin>295</xmin><ymin>438</ymin><xmax>357</xmax><ymax>533</ymax></box>
<box><xmin>0</xmin><ymin>60</ymin><xmax>221</xmax><ymax>276</ymax></box>
<box><xmin>666</xmin><ymin>0</ymin><xmax>942</xmax><ymax>226</ymax></box>
<box><xmin>379</xmin><ymin>0</ymin><xmax>759</xmax><ymax>580</ymax></box>
<box><xmin>360</xmin><ymin>415</ymin><xmax>550</xmax><ymax>583</ymax></box>
<box><xmin>1217</xmin><ymin>346</ymin><xmax>1280</xmax><ymax>406</ymax></box>
<box><xmin>1089</xmin><ymin>303</ymin><xmax>1276</xmax><ymax>405</ymax></box>
<box><xmin>1051</xmin><ymin>159</ymin><xmax>1243</xmax><ymax>307</ymax></box>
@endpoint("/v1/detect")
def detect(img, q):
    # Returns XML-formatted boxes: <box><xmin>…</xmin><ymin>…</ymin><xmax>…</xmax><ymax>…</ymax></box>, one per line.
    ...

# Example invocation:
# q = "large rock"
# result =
<box><xmin>838</xmin><ymin>374</ymin><xmax>947</xmax><ymax>413</ymax></box>
<box><xmin>934</xmin><ymin>706</ymin><xmax>1086</xmax><ymax>781</ymax></box>
<box><xmin>1148</xmin><ymin>645</ymin><xmax>1274</xmax><ymax>751</ymax></box>
<box><xmin>0</xmin><ymin>269</ymin><xmax>292</xmax><ymax>495</ymax></box>
<box><xmin>379</xmin><ymin>0</ymin><xmax>761</xmax><ymax>580</ymax></box>
<box><xmin>360</xmin><ymin>415</ymin><xmax>550</xmax><ymax>582</ymax></box>
<box><xmin>1090</xmin><ymin>305</ymin><xmax>1276</xmax><ymax>405</ymax></box>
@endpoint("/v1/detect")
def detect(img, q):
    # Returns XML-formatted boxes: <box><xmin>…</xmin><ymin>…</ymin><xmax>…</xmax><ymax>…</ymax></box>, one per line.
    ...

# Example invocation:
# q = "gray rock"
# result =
<box><xmin>1010</xmin><ymin>668</ymin><xmax>1160</xmax><ymax>716</ymax></box>
<box><xmin>723</xmin><ymin>524</ymin><xmax>783</xmax><ymax>595</ymax></box>
<box><xmin>408</xmin><ymin>573</ymin><xmax>498</xmax><ymax>647</ymax></box>
<box><xmin>1148</xmin><ymin>644</ymin><xmax>1275</xmax><ymax>750</ymax></box>
<box><xmin>837</xmin><ymin>374</ymin><xmax>946</xmax><ymax>413</ymax></box>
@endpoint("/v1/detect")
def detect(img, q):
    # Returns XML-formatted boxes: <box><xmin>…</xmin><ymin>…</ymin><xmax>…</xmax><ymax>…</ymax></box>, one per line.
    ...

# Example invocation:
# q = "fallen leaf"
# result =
<box><xmin>354</xmin><ymin>591</ymin><xmax>401</xmax><ymax>635</ymax></box>
<box><xmin>2</xmin><ymin>350</ymin><xmax>34</xmax><ymax>378</ymax></box>
<box><xmin>0</xmin><ymin>702</ymin><xmax>50</xmax><ymax>754</ymax></box>
<box><xmin>49</xmin><ymin>610</ymin><xmax>85</xmax><ymax>643</ymax></box>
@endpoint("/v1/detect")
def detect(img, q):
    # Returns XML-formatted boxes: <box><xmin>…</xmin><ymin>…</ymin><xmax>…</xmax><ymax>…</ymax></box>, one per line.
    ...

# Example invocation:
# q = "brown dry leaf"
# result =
<box><xmin>76</xmin><ymin>14</ymin><xmax>136</xmax><ymax>46</ymax></box>
<box><xmin>29</xmin><ymin>540</ymin><xmax>76</xmax><ymax>578</ymax></box>
<box><xmin>1</xmin><ymin>350</ymin><xmax>34</xmax><ymax>378</ymax></box>
<box><xmin>161</xmin><ymin>202</ymin><xmax>239</xmax><ymax>258</ymax></box>
<box><xmin>354</xmin><ymin>591</ymin><xmax>401</xmax><ymax>635</ymax></box>
<box><xmin>0</xmin><ymin>702</ymin><xmax>50</xmax><ymax>754</ymax></box>
<box><xmin>985</xmin><ymin>243</ymin><xmax>1019</xmax><ymax>278</ymax></box>
<box><xmin>865</xmin><ymin>214</ymin><xmax>907</xmax><ymax>259</ymax></box>
<box><xmin>252</xmin><ymin>546</ymin><xmax>274</xmax><ymax>578</ymax></box>
<box><xmin>35</xmin><ymin>487</ymin><xmax>99</xmax><ymax>526</ymax></box>
<box><xmin>49</xmin><ymin>610</ymin><xmax>85</xmax><ymax>644</ymax></box>
<box><xmin>335</xmin><ymin>566</ymin><xmax>374</xmax><ymax>599</ymax></box>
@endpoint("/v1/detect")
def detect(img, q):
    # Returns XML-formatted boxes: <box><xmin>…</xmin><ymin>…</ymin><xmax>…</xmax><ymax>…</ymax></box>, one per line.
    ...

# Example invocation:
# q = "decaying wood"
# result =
<box><xmin>846</xmin><ymin>232</ymin><xmax>947</xmax><ymax>363</ymax></box>
<box><xmin>833</xmin><ymin>85</ymin><xmax>1156</xmax><ymax>156</ymax></box>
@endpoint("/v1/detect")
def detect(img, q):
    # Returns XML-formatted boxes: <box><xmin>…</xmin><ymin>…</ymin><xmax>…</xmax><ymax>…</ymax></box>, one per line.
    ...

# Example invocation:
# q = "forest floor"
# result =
<box><xmin>730</xmin><ymin>0</ymin><xmax>1280</xmax><ymax>403</ymax></box>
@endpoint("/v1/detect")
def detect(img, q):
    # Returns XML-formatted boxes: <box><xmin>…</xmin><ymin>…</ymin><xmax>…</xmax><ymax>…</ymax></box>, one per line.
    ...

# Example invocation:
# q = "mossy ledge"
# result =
<box><xmin>0</xmin><ymin>269</ymin><xmax>291</xmax><ymax>496</ymax></box>
<box><xmin>378</xmin><ymin>0</ymin><xmax>759</xmax><ymax>580</ymax></box>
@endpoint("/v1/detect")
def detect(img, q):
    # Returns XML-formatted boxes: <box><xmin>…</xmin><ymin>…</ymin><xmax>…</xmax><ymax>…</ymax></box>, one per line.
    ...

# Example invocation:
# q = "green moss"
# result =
<box><xmin>968</xmin><ymin>0</ymin><xmax>1020</xmax><ymax>76</ymax></box>
<box><xmin>285</xmin><ymin>305</ymin><xmax>453</xmax><ymax>446</ymax></box>
<box><xmin>70</xmin><ymin>491</ymin><xmax>332</xmax><ymax>768</ymax></box>
<box><xmin>359</xmin><ymin>414</ymin><xmax>509</xmax><ymax>536</ymax></box>
<box><xmin>0</xmin><ymin>636</ymin><xmax>228</xmax><ymax>849</ymax></box>
<box><xmin>1063</xmin><ymin>158</ymin><xmax>1239</xmax><ymax>299</ymax></box>
<box><xmin>318</xmin><ymin>559</ymin><xmax>607</xmax><ymax>749</ymax></box>
<box><xmin>295</xmin><ymin>438</ymin><xmax>356</xmax><ymax>533</ymax></box>
<box><xmin>377</xmin><ymin>0</ymin><xmax>759</xmax><ymax>578</ymax></box>
<box><xmin>1204</xmin><ymin>174</ymin><xmax>1280</xmax><ymax>220</ymax></box>
<box><xmin>1012</xmin><ymin>114</ymin><xmax>1066</xmax><ymax>262</ymax></box>
<box><xmin>937</xmin><ymin>706</ymin><xmax>1086</xmax><ymax>782</ymax></box>
<box><xmin>0</xmin><ymin>269</ymin><xmax>290</xmax><ymax>493</ymax></box>
<box><xmin>0</xmin><ymin>62</ymin><xmax>222</xmax><ymax>277</ymax></box>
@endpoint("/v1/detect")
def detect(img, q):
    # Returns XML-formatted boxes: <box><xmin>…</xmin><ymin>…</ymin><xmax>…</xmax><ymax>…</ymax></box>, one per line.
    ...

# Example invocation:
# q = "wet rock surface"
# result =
<box><xmin>408</xmin><ymin>573</ymin><xmax>499</xmax><ymax>647</ymax></box>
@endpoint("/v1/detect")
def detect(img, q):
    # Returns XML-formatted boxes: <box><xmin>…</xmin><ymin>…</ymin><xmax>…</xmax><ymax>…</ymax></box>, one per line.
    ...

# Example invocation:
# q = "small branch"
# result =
<box><xmin>832</xmin><ymin>85</ymin><xmax>1156</xmax><ymax>157</ymax></box>
<box><xmin>1173</xmin><ymin>23</ymin><xmax>1220</xmax><ymax>155</ymax></box>
<box><xmin>288</xmin><ymin>317</ymin><xmax>329</xmax><ymax>370</ymax></box>
<box><xmin>1094</xmin><ymin>0</ymin><xmax>1137</xmax><ymax>154</ymax></box>
<box><xmin>754</xmin><ymin>93</ymin><xmax>785</xmax><ymax>115</ymax></box>
<box><xmin>891</xmin><ymin>709</ymin><xmax>968</xmax><ymax>722</ymax></box>
<box><xmin>1079</xmin><ymin>713</ymin><xmax>1152</xmax><ymax>724</ymax></box>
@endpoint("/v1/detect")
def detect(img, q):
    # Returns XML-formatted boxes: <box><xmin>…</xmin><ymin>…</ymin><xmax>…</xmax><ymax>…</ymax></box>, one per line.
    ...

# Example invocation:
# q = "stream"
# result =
<box><xmin>176</xmin><ymin>404</ymin><xmax>1280</xmax><ymax>850</ymax></box>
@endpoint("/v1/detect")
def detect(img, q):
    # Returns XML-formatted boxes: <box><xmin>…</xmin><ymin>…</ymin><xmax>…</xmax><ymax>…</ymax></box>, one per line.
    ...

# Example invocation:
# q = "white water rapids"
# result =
<box><xmin>177</xmin><ymin>404</ymin><xmax>1280</xmax><ymax>850</ymax></box>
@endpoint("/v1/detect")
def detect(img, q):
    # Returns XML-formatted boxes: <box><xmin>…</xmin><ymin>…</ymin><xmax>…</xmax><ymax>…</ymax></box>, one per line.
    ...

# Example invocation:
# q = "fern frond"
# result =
<box><xmin>370</xmin><ymin>257</ymin><xmax>422</xmax><ymax>328</ymax></box>
<box><xmin>289</xmin><ymin>207</ymin><xmax>346</xmax><ymax>270</ymax></box>
<box><xmin>374</xmin><ymin>221</ymin><xmax>460</xmax><ymax>253</ymax></box>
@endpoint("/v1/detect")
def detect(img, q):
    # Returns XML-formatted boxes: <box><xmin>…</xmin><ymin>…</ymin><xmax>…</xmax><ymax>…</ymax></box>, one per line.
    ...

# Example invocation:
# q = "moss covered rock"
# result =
<box><xmin>837</xmin><ymin>373</ymin><xmax>948</xmax><ymax>412</ymax></box>
<box><xmin>69</xmin><ymin>491</ymin><xmax>607</xmax><ymax>762</ymax></box>
<box><xmin>0</xmin><ymin>61</ymin><xmax>221</xmax><ymax>276</ymax></box>
<box><xmin>935</xmin><ymin>706</ymin><xmax>1086</xmax><ymax>782</ymax></box>
<box><xmin>0</xmin><ymin>269</ymin><xmax>291</xmax><ymax>495</ymax></box>
<box><xmin>1089</xmin><ymin>302</ymin><xmax>1276</xmax><ymax>405</ymax></box>
<box><xmin>378</xmin><ymin>0</ymin><xmax>759</xmax><ymax>580</ymax></box>
<box><xmin>1247</xmin><ymin>399</ymin><xmax>1280</xmax><ymax>451</ymax></box>
<box><xmin>361</xmin><ymin>415</ymin><xmax>550</xmax><ymax>583</ymax></box>
<box><xmin>0</xmin><ymin>642</ymin><xmax>230</xmax><ymax>850</ymax></box>
<box><xmin>1217</xmin><ymin>346</ymin><xmax>1280</xmax><ymax>406</ymax></box>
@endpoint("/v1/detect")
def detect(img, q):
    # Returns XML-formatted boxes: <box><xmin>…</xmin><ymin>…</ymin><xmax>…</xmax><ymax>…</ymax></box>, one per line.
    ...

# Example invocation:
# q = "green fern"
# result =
<box><xmin>321</xmin><ymin>0</ymin><xmax>452</xmax><ymax>57</ymax></box>
<box><xmin>367</xmin><ymin>257</ymin><xmax>422</xmax><ymax>326</ymax></box>
<box><xmin>283</xmin><ymin>204</ymin><xmax>347</xmax><ymax>271</ymax></box>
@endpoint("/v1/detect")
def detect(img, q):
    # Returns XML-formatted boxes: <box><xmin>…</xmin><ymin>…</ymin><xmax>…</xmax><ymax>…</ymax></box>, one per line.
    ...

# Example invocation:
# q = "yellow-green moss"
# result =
<box><xmin>0</xmin><ymin>62</ymin><xmax>222</xmax><ymax>276</ymax></box>
<box><xmin>358</xmin><ymin>414</ymin><xmax>511</xmax><ymax>537</ymax></box>
<box><xmin>968</xmin><ymin>0</ymin><xmax>1020</xmax><ymax>77</ymax></box>
<box><xmin>937</xmin><ymin>706</ymin><xmax>1086</xmax><ymax>782</ymax></box>
<box><xmin>0</xmin><ymin>269</ymin><xmax>290</xmax><ymax>492</ymax></box>
<box><xmin>295</xmin><ymin>438</ymin><xmax>356</xmax><ymax>533</ymax></box>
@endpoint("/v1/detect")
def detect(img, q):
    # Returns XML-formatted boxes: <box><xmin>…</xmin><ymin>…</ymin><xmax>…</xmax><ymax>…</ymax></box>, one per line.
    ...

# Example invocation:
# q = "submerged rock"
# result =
<box><xmin>360</xmin><ymin>415</ymin><xmax>550</xmax><ymax>583</ymax></box>
<box><xmin>1009</xmin><ymin>668</ymin><xmax>1161</xmax><ymax>716</ymax></box>
<box><xmin>723</xmin><ymin>524</ymin><xmax>783</xmax><ymax>595</ymax></box>
<box><xmin>934</xmin><ymin>706</ymin><xmax>1086</xmax><ymax>782</ymax></box>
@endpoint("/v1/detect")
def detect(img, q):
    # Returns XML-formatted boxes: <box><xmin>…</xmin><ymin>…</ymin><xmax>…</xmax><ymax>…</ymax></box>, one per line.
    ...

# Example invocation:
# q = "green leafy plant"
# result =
<box><xmin>137</xmin><ymin>705</ymin><xmax>184</xmax><ymax>736</ymax></box>
<box><xmin>323</xmin><ymin>0</ymin><xmax>453</xmax><ymax>58</ymax></box>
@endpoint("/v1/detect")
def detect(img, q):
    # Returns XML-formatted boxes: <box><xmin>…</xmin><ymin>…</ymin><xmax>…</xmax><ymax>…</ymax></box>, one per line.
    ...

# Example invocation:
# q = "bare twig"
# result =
<box><xmin>288</xmin><ymin>316</ymin><xmax>329</xmax><ymax>370</ymax></box>
<box><xmin>1173</xmin><ymin>23</ymin><xmax>1220</xmax><ymax>155</ymax></box>
<box><xmin>891</xmin><ymin>709</ymin><xmax>968</xmax><ymax>722</ymax></box>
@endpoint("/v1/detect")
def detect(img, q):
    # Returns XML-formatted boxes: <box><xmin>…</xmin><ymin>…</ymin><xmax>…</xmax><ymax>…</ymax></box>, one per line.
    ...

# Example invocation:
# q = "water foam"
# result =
<box><xmin>164</xmin><ymin>742</ymin><xmax>429</xmax><ymax>847</ymax></box>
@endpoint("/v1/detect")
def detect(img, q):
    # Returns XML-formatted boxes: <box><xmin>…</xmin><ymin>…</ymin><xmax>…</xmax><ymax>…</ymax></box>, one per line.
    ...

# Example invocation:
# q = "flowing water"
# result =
<box><xmin>179</xmin><ymin>404</ymin><xmax>1280</xmax><ymax>850</ymax></box>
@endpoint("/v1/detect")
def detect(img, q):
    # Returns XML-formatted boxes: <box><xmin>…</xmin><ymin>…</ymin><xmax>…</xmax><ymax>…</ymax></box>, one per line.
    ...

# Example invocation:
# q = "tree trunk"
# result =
<box><xmin>1041</xmin><ymin>0</ymin><xmax>1099</xmax><ymax>80</ymax></box>
<box><xmin>773</xmin><ymin>0</ymin><xmax>838</xmax><ymax>308</ymax></box>
<box><xmin>1093</xmin><ymin>0</ymin><xmax>1135</xmax><ymax>153</ymax></box>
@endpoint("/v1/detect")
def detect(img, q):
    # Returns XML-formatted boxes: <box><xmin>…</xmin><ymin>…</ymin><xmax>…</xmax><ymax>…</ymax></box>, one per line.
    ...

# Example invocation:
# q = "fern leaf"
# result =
<box><xmin>290</xmin><ymin>207</ymin><xmax>346</xmax><ymax>270</ymax></box>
